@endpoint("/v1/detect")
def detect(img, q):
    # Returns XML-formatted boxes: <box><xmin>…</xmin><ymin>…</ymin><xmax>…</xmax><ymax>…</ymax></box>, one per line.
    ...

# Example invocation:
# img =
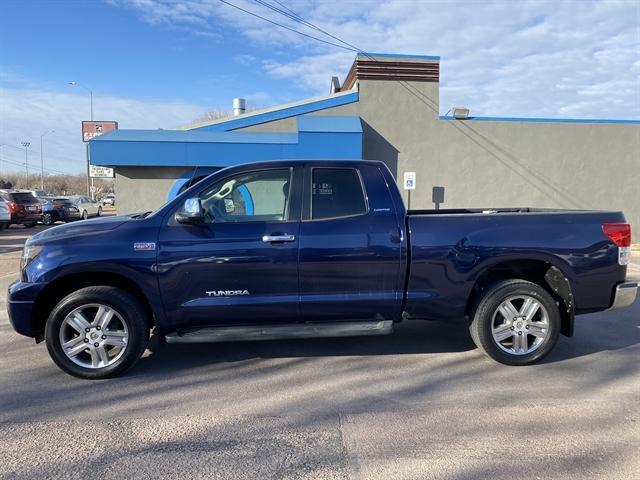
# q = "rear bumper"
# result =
<box><xmin>10</xmin><ymin>213</ymin><xmax>42</xmax><ymax>224</ymax></box>
<box><xmin>609</xmin><ymin>282</ymin><xmax>638</xmax><ymax>310</ymax></box>
<box><xmin>7</xmin><ymin>280</ymin><xmax>46</xmax><ymax>337</ymax></box>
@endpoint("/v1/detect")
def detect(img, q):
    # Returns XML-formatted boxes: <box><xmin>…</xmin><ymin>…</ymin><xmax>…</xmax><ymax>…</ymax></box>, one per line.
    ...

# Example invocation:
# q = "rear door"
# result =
<box><xmin>157</xmin><ymin>166</ymin><xmax>303</xmax><ymax>331</ymax></box>
<box><xmin>298</xmin><ymin>164</ymin><xmax>404</xmax><ymax>322</ymax></box>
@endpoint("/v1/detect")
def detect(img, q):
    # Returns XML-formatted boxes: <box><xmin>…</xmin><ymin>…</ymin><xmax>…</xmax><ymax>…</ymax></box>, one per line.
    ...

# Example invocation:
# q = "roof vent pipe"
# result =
<box><xmin>233</xmin><ymin>98</ymin><xmax>246</xmax><ymax>116</ymax></box>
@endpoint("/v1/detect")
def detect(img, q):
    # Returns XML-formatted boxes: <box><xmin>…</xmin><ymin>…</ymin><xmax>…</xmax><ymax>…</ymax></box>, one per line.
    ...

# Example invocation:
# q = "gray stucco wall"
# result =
<box><xmin>239</xmin><ymin>77</ymin><xmax>639</xmax><ymax>239</ymax></box>
<box><xmin>115</xmin><ymin>166</ymin><xmax>191</xmax><ymax>214</ymax></box>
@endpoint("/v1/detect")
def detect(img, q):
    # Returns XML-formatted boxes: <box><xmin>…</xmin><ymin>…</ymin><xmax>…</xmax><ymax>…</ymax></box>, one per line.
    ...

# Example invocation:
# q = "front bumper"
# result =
<box><xmin>609</xmin><ymin>282</ymin><xmax>638</xmax><ymax>310</ymax></box>
<box><xmin>7</xmin><ymin>280</ymin><xmax>46</xmax><ymax>337</ymax></box>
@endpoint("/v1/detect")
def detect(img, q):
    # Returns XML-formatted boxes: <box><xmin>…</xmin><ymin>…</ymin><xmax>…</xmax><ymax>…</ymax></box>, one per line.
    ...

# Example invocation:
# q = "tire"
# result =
<box><xmin>45</xmin><ymin>286</ymin><xmax>150</xmax><ymax>379</ymax></box>
<box><xmin>42</xmin><ymin>213</ymin><xmax>53</xmax><ymax>225</ymax></box>
<box><xmin>97</xmin><ymin>206</ymin><xmax>102</xmax><ymax>217</ymax></box>
<box><xmin>82</xmin><ymin>210</ymin><xmax>88</xmax><ymax>220</ymax></box>
<box><xmin>469</xmin><ymin>279</ymin><xmax>560</xmax><ymax>366</ymax></box>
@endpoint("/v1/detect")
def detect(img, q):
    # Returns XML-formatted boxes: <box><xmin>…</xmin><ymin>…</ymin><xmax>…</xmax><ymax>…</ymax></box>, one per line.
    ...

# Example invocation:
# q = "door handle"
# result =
<box><xmin>262</xmin><ymin>234</ymin><xmax>296</xmax><ymax>243</ymax></box>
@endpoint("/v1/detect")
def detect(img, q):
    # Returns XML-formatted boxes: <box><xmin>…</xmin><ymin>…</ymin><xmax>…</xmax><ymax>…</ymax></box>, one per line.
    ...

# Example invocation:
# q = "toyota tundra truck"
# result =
<box><xmin>7</xmin><ymin>160</ymin><xmax>637</xmax><ymax>379</ymax></box>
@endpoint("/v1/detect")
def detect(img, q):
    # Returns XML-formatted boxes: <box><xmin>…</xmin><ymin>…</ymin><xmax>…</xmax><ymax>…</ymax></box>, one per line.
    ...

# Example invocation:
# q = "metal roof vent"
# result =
<box><xmin>452</xmin><ymin>107</ymin><xmax>470</xmax><ymax>120</ymax></box>
<box><xmin>233</xmin><ymin>98</ymin><xmax>246</xmax><ymax>116</ymax></box>
<box><xmin>330</xmin><ymin>76</ymin><xmax>341</xmax><ymax>94</ymax></box>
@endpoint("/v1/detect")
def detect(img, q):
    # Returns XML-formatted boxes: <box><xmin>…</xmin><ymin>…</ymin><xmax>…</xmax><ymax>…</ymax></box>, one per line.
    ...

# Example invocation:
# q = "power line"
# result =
<box><xmin>0</xmin><ymin>155</ymin><xmax>71</xmax><ymax>175</ymax></box>
<box><xmin>217</xmin><ymin>0</ymin><xmax>356</xmax><ymax>51</ymax></box>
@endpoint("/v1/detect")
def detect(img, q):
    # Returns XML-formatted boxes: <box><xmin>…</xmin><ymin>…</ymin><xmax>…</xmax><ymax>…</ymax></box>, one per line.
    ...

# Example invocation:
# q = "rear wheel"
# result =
<box><xmin>469</xmin><ymin>279</ymin><xmax>560</xmax><ymax>365</ymax></box>
<box><xmin>45</xmin><ymin>286</ymin><xmax>150</xmax><ymax>379</ymax></box>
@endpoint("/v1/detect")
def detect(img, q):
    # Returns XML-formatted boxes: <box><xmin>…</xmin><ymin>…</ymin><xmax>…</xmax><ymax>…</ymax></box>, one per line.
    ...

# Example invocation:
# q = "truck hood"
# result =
<box><xmin>30</xmin><ymin>215</ymin><xmax>132</xmax><ymax>244</ymax></box>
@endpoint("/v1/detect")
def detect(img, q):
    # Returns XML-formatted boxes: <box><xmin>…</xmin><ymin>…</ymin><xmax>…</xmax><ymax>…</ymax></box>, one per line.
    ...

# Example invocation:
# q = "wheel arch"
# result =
<box><xmin>32</xmin><ymin>271</ymin><xmax>156</xmax><ymax>342</ymax></box>
<box><xmin>465</xmin><ymin>258</ymin><xmax>575</xmax><ymax>337</ymax></box>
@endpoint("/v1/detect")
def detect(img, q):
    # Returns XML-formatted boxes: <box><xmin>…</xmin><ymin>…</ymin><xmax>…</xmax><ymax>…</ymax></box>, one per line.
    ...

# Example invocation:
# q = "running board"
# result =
<box><xmin>165</xmin><ymin>320</ymin><xmax>393</xmax><ymax>344</ymax></box>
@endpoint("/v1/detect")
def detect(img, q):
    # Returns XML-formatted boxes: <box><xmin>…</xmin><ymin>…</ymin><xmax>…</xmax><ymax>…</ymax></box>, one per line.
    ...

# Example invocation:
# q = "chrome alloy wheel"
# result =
<box><xmin>59</xmin><ymin>304</ymin><xmax>129</xmax><ymax>369</ymax></box>
<box><xmin>491</xmin><ymin>295</ymin><xmax>549</xmax><ymax>355</ymax></box>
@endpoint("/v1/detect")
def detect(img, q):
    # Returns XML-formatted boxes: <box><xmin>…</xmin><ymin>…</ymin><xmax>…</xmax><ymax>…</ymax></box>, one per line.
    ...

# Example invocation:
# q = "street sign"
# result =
<box><xmin>403</xmin><ymin>171</ymin><xmax>416</xmax><ymax>190</ymax></box>
<box><xmin>89</xmin><ymin>165</ymin><xmax>114</xmax><ymax>178</ymax></box>
<box><xmin>82</xmin><ymin>121</ymin><xmax>118</xmax><ymax>142</ymax></box>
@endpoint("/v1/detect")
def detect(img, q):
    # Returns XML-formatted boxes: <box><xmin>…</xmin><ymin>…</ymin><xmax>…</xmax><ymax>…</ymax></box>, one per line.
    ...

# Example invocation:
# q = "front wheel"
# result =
<box><xmin>469</xmin><ymin>279</ymin><xmax>561</xmax><ymax>365</ymax></box>
<box><xmin>81</xmin><ymin>210</ymin><xmax>88</xmax><ymax>220</ymax></box>
<box><xmin>42</xmin><ymin>213</ymin><xmax>53</xmax><ymax>225</ymax></box>
<box><xmin>97</xmin><ymin>206</ymin><xmax>102</xmax><ymax>217</ymax></box>
<box><xmin>45</xmin><ymin>286</ymin><xmax>150</xmax><ymax>379</ymax></box>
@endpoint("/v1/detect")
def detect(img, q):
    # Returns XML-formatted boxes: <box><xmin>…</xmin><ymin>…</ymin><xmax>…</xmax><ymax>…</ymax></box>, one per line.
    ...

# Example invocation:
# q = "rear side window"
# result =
<box><xmin>10</xmin><ymin>193</ymin><xmax>37</xmax><ymax>203</ymax></box>
<box><xmin>311</xmin><ymin>168</ymin><xmax>367</xmax><ymax>220</ymax></box>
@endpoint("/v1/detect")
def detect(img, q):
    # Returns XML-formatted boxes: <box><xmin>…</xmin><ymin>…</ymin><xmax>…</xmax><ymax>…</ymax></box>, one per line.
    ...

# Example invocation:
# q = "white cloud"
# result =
<box><xmin>0</xmin><ymin>86</ymin><xmax>207</xmax><ymax>174</ymax></box>
<box><xmin>114</xmin><ymin>0</ymin><xmax>640</xmax><ymax>119</ymax></box>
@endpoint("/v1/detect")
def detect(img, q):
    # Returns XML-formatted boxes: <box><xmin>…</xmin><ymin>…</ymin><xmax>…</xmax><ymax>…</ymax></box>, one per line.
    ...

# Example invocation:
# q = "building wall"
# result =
<box><xmin>238</xmin><ymin>77</ymin><xmax>640</xmax><ymax>239</ymax></box>
<box><xmin>115</xmin><ymin>166</ymin><xmax>192</xmax><ymax>213</ymax></box>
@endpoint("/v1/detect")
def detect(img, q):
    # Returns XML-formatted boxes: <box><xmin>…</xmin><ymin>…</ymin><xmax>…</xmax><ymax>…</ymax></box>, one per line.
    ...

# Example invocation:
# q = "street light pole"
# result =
<box><xmin>21</xmin><ymin>141</ymin><xmax>30</xmax><ymax>188</ymax></box>
<box><xmin>68</xmin><ymin>81</ymin><xmax>93</xmax><ymax>197</ymax></box>
<box><xmin>40</xmin><ymin>130</ymin><xmax>55</xmax><ymax>191</ymax></box>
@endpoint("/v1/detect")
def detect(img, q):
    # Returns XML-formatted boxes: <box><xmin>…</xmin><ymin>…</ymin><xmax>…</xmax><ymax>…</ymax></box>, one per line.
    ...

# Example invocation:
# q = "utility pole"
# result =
<box><xmin>40</xmin><ymin>130</ymin><xmax>55</xmax><ymax>191</ymax></box>
<box><xmin>68</xmin><ymin>81</ymin><xmax>93</xmax><ymax>197</ymax></box>
<box><xmin>21</xmin><ymin>141</ymin><xmax>30</xmax><ymax>188</ymax></box>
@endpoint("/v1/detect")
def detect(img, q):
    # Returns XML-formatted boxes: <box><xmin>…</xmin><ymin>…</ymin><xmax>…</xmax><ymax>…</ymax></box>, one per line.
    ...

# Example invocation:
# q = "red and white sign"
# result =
<box><xmin>82</xmin><ymin>121</ymin><xmax>118</xmax><ymax>142</ymax></box>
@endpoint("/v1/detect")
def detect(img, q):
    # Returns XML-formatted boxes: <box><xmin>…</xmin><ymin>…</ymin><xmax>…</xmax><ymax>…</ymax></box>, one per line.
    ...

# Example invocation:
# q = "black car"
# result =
<box><xmin>39</xmin><ymin>197</ymin><xmax>82</xmax><ymax>225</ymax></box>
<box><xmin>0</xmin><ymin>191</ymin><xmax>42</xmax><ymax>227</ymax></box>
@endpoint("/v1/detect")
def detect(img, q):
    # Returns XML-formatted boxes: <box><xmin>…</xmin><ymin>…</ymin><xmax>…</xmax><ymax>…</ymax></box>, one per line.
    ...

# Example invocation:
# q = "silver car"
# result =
<box><xmin>69</xmin><ymin>196</ymin><xmax>102</xmax><ymax>220</ymax></box>
<box><xmin>0</xmin><ymin>196</ymin><xmax>10</xmax><ymax>230</ymax></box>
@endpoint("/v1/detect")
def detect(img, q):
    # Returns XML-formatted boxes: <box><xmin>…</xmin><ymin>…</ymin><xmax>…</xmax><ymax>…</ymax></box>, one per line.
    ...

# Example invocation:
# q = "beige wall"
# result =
<box><xmin>115</xmin><ymin>166</ymin><xmax>191</xmax><ymax>214</ymax></box>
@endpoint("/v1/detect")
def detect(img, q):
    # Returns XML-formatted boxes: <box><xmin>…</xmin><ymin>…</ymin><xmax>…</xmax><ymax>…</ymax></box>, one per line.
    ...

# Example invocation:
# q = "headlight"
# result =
<box><xmin>21</xmin><ymin>243</ymin><xmax>43</xmax><ymax>271</ymax></box>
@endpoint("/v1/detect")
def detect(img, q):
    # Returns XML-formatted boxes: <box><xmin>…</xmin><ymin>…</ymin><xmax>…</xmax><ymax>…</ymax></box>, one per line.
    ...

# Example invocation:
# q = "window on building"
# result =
<box><xmin>311</xmin><ymin>168</ymin><xmax>367</xmax><ymax>220</ymax></box>
<box><xmin>199</xmin><ymin>169</ymin><xmax>291</xmax><ymax>223</ymax></box>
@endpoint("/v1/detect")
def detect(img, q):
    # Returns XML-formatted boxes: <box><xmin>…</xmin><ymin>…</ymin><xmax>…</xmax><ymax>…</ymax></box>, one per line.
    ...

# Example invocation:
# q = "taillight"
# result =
<box><xmin>7</xmin><ymin>201</ymin><xmax>16</xmax><ymax>213</ymax></box>
<box><xmin>602</xmin><ymin>223</ymin><xmax>631</xmax><ymax>265</ymax></box>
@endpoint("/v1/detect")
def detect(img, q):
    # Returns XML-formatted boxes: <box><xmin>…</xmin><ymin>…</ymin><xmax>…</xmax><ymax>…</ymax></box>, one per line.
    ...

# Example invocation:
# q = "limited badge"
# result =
<box><xmin>134</xmin><ymin>242</ymin><xmax>156</xmax><ymax>251</ymax></box>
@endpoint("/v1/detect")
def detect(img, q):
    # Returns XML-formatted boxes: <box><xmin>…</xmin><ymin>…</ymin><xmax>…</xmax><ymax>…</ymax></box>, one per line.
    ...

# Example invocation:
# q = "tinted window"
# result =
<box><xmin>311</xmin><ymin>168</ymin><xmax>367</xmax><ymax>220</ymax></box>
<box><xmin>10</xmin><ymin>193</ymin><xmax>37</xmax><ymax>203</ymax></box>
<box><xmin>199</xmin><ymin>169</ymin><xmax>292</xmax><ymax>223</ymax></box>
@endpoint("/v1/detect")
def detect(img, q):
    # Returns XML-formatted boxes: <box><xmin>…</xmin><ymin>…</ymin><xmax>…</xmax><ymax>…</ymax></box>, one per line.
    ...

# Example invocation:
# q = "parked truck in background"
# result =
<box><xmin>7</xmin><ymin>160</ymin><xmax>637</xmax><ymax>379</ymax></box>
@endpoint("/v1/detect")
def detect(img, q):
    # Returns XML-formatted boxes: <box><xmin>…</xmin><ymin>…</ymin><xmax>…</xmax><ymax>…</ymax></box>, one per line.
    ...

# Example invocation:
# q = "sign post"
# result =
<box><xmin>82</xmin><ymin>121</ymin><xmax>118</xmax><ymax>199</ymax></box>
<box><xmin>403</xmin><ymin>171</ymin><xmax>416</xmax><ymax>210</ymax></box>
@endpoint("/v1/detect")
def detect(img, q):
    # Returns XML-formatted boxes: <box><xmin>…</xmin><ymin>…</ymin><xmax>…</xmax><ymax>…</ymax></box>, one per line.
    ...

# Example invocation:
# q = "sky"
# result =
<box><xmin>0</xmin><ymin>0</ymin><xmax>638</xmax><ymax>175</ymax></box>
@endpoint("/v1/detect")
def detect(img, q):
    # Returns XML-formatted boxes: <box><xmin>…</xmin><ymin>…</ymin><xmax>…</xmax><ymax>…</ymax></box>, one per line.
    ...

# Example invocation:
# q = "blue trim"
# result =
<box><xmin>92</xmin><ymin>129</ymin><xmax>299</xmax><ymax>143</ymax></box>
<box><xmin>189</xmin><ymin>91</ymin><xmax>359</xmax><ymax>132</ymax></box>
<box><xmin>238</xmin><ymin>185</ymin><xmax>254</xmax><ymax>215</ymax></box>
<box><xmin>439</xmin><ymin>115</ymin><xmax>640</xmax><ymax>124</ymax></box>
<box><xmin>358</xmin><ymin>52</ymin><xmax>440</xmax><ymax>61</ymax></box>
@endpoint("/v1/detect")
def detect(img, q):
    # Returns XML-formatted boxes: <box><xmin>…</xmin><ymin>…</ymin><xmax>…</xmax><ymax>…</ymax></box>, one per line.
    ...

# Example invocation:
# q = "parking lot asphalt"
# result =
<box><xmin>0</xmin><ymin>223</ymin><xmax>638</xmax><ymax>479</ymax></box>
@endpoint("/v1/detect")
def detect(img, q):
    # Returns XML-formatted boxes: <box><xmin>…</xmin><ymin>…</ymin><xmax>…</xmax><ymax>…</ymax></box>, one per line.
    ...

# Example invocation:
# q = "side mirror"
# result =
<box><xmin>175</xmin><ymin>197</ymin><xmax>204</xmax><ymax>224</ymax></box>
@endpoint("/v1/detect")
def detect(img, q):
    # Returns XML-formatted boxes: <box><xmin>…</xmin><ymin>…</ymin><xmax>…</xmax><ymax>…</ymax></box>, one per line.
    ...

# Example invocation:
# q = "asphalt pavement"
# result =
<box><xmin>0</xmin><ymin>223</ymin><xmax>638</xmax><ymax>479</ymax></box>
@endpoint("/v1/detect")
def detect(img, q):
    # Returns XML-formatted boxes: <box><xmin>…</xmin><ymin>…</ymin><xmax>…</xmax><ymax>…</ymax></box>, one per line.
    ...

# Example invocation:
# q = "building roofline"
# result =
<box><xmin>358</xmin><ymin>52</ymin><xmax>441</xmax><ymax>61</ymax></box>
<box><xmin>183</xmin><ymin>89</ymin><xmax>359</xmax><ymax>132</ymax></box>
<box><xmin>439</xmin><ymin>115</ymin><xmax>640</xmax><ymax>124</ymax></box>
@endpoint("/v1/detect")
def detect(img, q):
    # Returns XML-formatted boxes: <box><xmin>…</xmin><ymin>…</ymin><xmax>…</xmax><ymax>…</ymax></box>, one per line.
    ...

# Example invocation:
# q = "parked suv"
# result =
<box><xmin>39</xmin><ymin>197</ymin><xmax>82</xmax><ymax>225</ymax></box>
<box><xmin>0</xmin><ymin>191</ymin><xmax>42</xmax><ymax>227</ymax></box>
<box><xmin>102</xmin><ymin>193</ymin><xmax>115</xmax><ymax>207</ymax></box>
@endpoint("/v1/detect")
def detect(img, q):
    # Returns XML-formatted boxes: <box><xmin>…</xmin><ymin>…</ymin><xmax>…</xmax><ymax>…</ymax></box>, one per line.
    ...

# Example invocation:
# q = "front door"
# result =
<box><xmin>157</xmin><ymin>166</ymin><xmax>302</xmax><ymax>331</ymax></box>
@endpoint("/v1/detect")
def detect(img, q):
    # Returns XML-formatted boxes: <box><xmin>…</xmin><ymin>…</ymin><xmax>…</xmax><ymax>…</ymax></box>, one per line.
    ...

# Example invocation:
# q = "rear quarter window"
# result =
<box><xmin>311</xmin><ymin>168</ymin><xmax>367</xmax><ymax>220</ymax></box>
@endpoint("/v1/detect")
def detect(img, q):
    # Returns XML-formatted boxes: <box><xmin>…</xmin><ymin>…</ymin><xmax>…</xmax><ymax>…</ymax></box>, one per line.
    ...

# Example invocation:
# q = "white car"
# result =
<box><xmin>0</xmin><ymin>196</ymin><xmax>10</xmax><ymax>230</ymax></box>
<box><xmin>69</xmin><ymin>195</ymin><xmax>102</xmax><ymax>220</ymax></box>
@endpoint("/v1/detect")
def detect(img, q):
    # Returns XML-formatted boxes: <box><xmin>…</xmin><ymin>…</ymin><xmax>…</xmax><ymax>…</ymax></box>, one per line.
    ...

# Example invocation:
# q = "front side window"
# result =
<box><xmin>199</xmin><ymin>169</ymin><xmax>292</xmax><ymax>223</ymax></box>
<box><xmin>311</xmin><ymin>168</ymin><xmax>367</xmax><ymax>220</ymax></box>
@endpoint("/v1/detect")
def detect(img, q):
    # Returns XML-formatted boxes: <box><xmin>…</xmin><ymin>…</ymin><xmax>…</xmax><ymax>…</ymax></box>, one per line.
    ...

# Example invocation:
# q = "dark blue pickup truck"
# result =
<box><xmin>7</xmin><ymin>160</ymin><xmax>637</xmax><ymax>378</ymax></box>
